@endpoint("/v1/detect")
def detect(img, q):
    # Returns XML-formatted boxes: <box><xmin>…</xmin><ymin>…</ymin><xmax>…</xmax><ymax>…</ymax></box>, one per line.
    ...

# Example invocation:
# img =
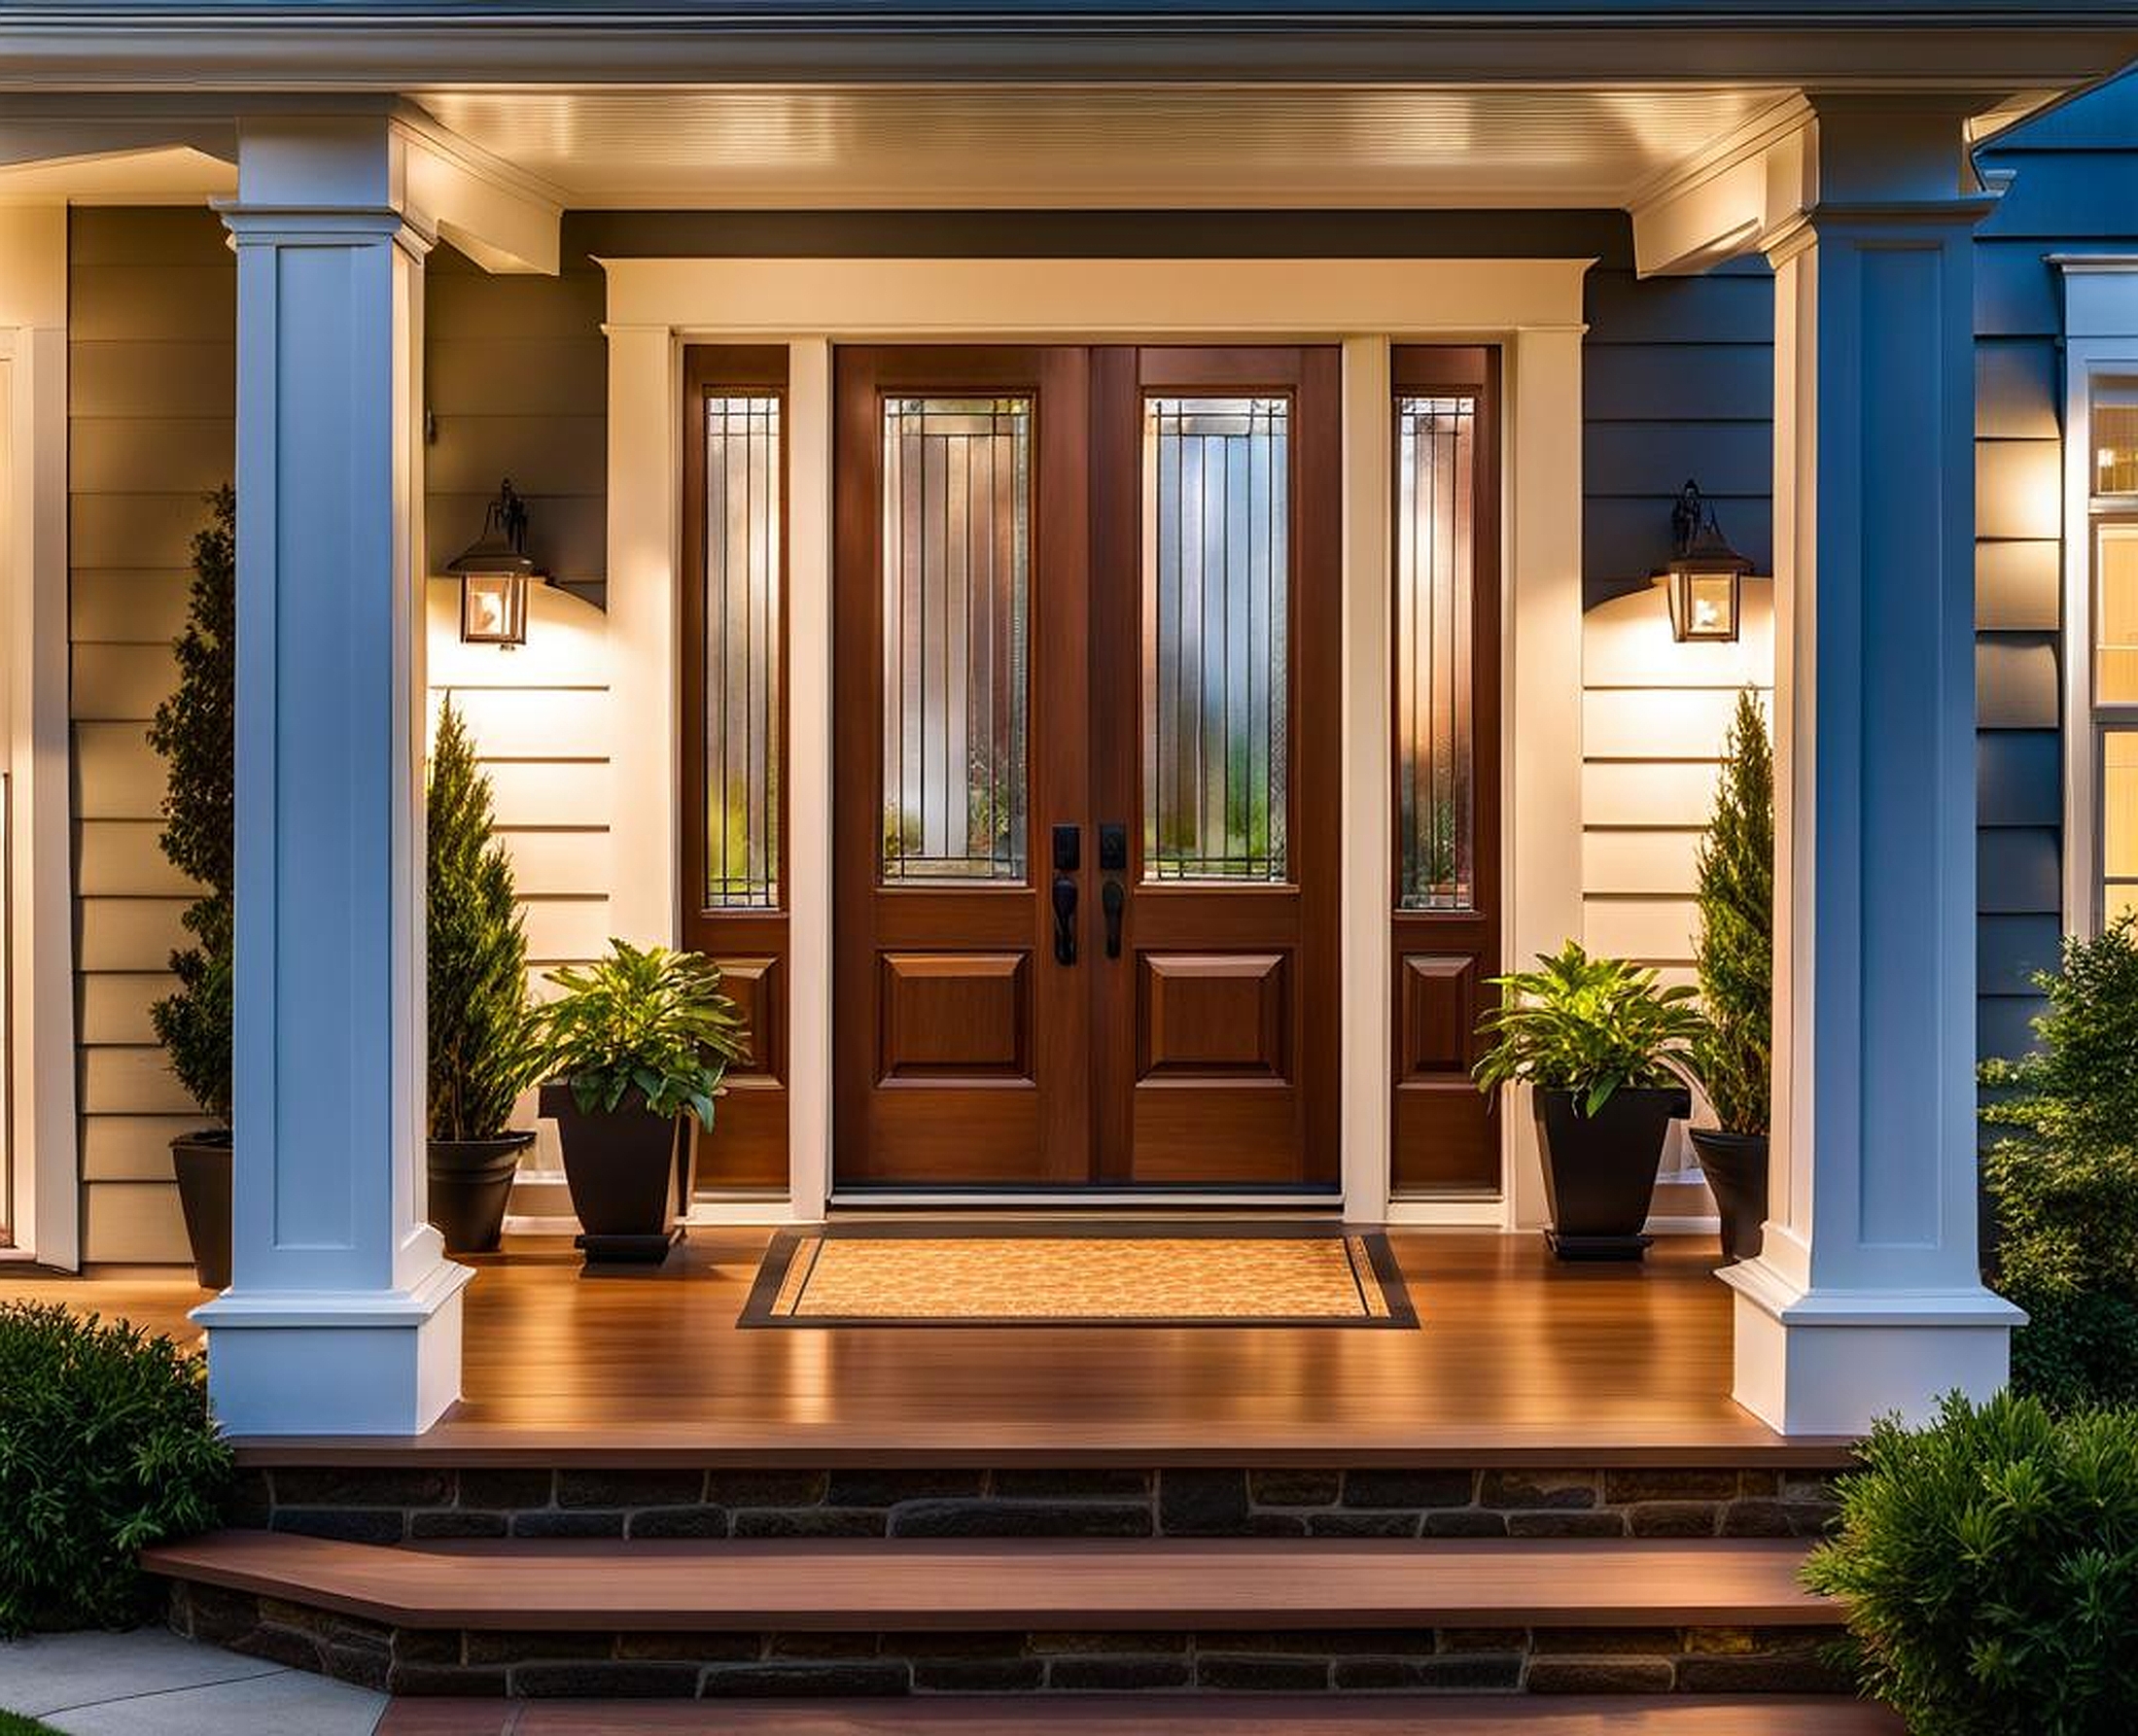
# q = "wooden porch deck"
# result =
<box><xmin>0</xmin><ymin>1228</ymin><xmax>1848</xmax><ymax>1467</ymax></box>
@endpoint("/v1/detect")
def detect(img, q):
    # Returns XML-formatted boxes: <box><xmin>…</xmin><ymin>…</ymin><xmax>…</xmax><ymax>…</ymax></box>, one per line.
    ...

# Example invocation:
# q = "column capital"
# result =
<box><xmin>1630</xmin><ymin>85</ymin><xmax>2004</xmax><ymax>278</ymax></box>
<box><xmin>1761</xmin><ymin>195</ymin><xmax>2001</xmax><ymax>268</ymax></box>
<box><xmin>215</xmin><ymin>201</ymin><xmax>436</xmax><ymax>260</ymax></box>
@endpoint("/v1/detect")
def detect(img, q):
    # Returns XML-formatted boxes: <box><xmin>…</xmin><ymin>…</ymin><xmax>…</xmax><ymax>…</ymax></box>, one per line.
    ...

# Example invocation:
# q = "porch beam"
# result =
<box><xmin>1721</xmin><ymin>93</ymin><xmax>2023</xmax><ymax>1436</ymax></box>
<box><xmin>193</xmin><ymin>114</ymin><xmax>472</xmax><ymax>1437</ymax></box>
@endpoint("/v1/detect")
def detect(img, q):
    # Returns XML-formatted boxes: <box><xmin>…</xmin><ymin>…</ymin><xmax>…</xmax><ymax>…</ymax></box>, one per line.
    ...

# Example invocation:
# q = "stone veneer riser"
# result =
<box><xmin>167</xmin><ymin>1583</ymin><xmax>1854</xmax><ymax>1700</ymax></box>
<box><xmin>228</xmin><ymin>1465</ymin><xmax>1841</xmax><ymax>1544</ymax></box>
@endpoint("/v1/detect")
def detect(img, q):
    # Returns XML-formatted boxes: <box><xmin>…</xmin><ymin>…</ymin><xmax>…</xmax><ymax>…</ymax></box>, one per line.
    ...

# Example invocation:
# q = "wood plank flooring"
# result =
<box><xmin>141</xmin><ymin>1533</ymin><xmax>1834</xmax><ymax>1631</ymax></box>
<box><xmin>0</xmin><ymin>1229</ymin><xmax>1853</xmax><ymax>1465</ymax></box>
<box><xmin>375</xmin><ymin>1698</ymin><xmax>1903</xmax><ymax>1735</ymax></box>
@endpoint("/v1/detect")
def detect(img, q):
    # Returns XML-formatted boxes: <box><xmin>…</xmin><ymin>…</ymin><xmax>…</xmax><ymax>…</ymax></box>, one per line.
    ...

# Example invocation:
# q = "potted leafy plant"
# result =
<box><xmin>1475</xmin><ymin>940</ymin><xmax>1702</xmax><ymax>1260</ymax></box>
<box><xmin>147</xmin><ymin>488</ymin><xmax>234</xmax><ymax>1290</ymax></box>
<box><xmin>426</xmin><ymin>698</ymin><xmax>540</xmax><ymax>1254</ymax></box>
<box><xmin>1687</xmin><ymin>689</ymin><xmax>1773</xmax><ymax>1264</ymax></box>
<box><xmin>533</xmin><ymin>940</ymin><xmax>749</xmax><ymax>1267</ymax></box>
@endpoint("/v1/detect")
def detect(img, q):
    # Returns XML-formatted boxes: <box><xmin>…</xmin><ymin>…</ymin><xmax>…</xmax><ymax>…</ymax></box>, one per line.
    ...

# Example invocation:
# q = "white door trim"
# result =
<box><xmin>600</xmin><ymin>255</ymin><xmax>1592</xmax><ymax>1225</ymax></box>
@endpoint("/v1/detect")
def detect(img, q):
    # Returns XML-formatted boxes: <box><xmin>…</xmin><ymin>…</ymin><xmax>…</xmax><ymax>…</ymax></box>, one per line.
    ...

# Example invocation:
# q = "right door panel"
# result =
<box><xmin>1389</xmin><ymin>347</ymin><xmax>1504</xmax><ymax>1195</ymax></box>
<box><xmin>1091</xmin><ymin>347</ymin><xmax>1342</xmax><ymax>1189</ymax></box>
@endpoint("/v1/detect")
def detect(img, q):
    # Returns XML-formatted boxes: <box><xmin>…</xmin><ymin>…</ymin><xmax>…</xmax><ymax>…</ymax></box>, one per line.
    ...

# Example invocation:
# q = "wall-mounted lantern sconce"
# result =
<box><xmin>449</xmin><ymin>478</ymin><xmax>541</xmax><ymax>647</ymax></box>
<box><xmin>1657</xmin><ymin>478</ymin><xmax>1752</xmax><ymax>643</ymax></box>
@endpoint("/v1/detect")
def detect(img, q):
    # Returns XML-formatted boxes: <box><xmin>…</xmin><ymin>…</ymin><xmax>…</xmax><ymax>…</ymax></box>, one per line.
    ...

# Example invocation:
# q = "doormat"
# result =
<box><xmin>739</xmin><ymin>1223</ymin><xmax>1417</xmax><ymax>1328</ymax></box>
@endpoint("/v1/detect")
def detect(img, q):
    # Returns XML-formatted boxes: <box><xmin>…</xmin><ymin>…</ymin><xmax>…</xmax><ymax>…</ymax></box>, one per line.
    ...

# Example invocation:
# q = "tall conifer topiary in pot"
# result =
<box><xmin>147</xmin><ymin>487</ymin><xmax>234</xmax><ymax>1290</ymax></box>
<box><xmin>426</xmin><ymin>698</ymin><xmax>539</xmax><ymax>1253</ymax></box>
<box><xmin>1689</xmin><ymin>688</ymin><xmax>1774</xmax><ymax>1264</ymax></box>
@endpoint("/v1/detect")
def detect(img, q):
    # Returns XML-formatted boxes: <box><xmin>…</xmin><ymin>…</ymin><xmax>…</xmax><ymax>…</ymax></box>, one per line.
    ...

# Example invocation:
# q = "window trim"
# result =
<box><xmin>2054</xmin><ymin>261</ymin><xmax>2138</xmax><ymax>938</ymax></box>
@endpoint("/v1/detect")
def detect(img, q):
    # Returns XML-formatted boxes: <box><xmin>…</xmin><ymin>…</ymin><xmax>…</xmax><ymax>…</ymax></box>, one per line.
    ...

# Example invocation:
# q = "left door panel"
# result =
<box><xmin>832</xmin><ymin>347</ymin><xmax>1094</xmax><ymax>1187</ymax></box>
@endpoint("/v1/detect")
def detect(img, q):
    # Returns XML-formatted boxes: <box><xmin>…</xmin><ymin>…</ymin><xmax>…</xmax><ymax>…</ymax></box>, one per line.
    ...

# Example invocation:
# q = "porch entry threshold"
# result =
<box><xmin>739</xmin><ymin>1222</ymin><xmax>1417</xmax><ymax>1329</ymax></box>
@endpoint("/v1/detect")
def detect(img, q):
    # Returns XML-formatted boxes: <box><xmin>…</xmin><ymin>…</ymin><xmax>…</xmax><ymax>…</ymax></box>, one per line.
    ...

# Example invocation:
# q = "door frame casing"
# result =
<box><xmin>1</xmin><ymin>205</ymin><xmax>81</xmax><ymax>1268</ymax></box>
<box><xmin>602</xmin><ymin>255</ymin><xmax>1593</xmax><ymax>1225</ymax></box>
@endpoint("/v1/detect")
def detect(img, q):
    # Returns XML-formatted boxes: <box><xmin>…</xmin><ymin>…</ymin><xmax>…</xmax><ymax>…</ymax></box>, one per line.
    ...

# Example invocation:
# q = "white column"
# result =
<box><xmin>193</xmin><ymin>117</ymin><xmax>471</xmax><ymax>1436</ymax></box>
<box><xmin>1724</xmin><ymin>104</ymin><xmax>2023</xmax><ymax>1434</ymax></box>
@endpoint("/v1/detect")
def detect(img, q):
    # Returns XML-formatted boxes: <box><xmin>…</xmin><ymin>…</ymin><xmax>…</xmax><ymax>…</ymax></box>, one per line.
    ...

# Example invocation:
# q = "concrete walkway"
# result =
<box><xmin>0</xmin><ymin>1627</ymin><xmax>385</xmax><ymax>1736</ymax></box>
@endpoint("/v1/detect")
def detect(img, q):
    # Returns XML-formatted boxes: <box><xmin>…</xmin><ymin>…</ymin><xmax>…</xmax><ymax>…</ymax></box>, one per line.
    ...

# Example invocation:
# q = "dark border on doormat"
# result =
<box><xmin>736</xmin><ymin>1221</ymin><xmax>1419</xmax><ymax>1330</ymax></box>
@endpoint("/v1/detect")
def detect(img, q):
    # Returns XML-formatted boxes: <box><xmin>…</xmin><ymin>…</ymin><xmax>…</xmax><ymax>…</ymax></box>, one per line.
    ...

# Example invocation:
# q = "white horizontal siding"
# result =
<box><xmin>425</xmin><ymin>577</ymin><xmax>613</xmax><ymax>980</ymax></box>
<box><xmin>1580</xmin><ymin>583</ymin><xmax>1774</xmax><ymax>975</ymax></box>
<box><xmin>69</xmin><ymin>209</ymin><xmax>235</xmax><ymax>1258</ymax></box>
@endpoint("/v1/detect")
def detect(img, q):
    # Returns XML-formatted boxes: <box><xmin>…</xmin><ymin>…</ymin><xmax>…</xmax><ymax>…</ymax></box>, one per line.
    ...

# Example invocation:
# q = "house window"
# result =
<box><xmin>2089</xmin><ymin>372</ymin><xmax>2138</xmax><ymax>929</ymax></box>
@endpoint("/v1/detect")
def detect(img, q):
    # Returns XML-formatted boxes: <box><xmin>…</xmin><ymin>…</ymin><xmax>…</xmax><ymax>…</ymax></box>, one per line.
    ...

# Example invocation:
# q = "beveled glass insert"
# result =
<box><xmin>704</xmin><ymin>393</ymin><xmax>782</xmax><ymax>910</ymax></box>
<box><xmin>1142</xmin><ymin>396</ymin><xmax>1290</xmax><ymax>883</ymax></box>
<box><xmin>880</xmin><ymin>397</ymin><xmax>1032</xmax><ymax>883</ymax></box>
<box><xmin>2097</xmin><ymin>524</ymin><xmax>2138</xmax><ymax>706</ymax></box>
<box><xmin>1396</xmin><ymin>394</ymin><xmax>1478</xmax><ymax>912</ymax></box>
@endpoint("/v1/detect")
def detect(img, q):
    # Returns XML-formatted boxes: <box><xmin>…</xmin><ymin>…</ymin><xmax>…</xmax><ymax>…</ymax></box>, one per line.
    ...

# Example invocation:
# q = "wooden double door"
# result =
<box><xmin>832</xmin><ymin>345</ymin><xmax>1340</xmax><ymax>1191</ymax></box>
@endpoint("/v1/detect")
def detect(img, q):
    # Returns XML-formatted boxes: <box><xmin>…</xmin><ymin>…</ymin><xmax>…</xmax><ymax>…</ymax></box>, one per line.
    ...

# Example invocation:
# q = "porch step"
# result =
<box><xmin>148</xmin><ymin>1531</ymin><xmax>1854</xmax><ymax>1698</ymax></box>
<box><xmin>376</xmin><ymin>1696</ymin><xmax>1903</xmax><ymax>1734</ymax></box>
<box><xmin>145</xmin><ymin>1532</ymin><xmax>1834</xmax><ymax>1631</ymax></box>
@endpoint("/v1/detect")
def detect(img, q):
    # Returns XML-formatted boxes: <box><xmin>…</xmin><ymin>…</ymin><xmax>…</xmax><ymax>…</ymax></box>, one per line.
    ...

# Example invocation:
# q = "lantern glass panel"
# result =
<box><xmin>460</xmin><ymin>573</ymin><xmax>527</xmax><ymax>645</ymax></box>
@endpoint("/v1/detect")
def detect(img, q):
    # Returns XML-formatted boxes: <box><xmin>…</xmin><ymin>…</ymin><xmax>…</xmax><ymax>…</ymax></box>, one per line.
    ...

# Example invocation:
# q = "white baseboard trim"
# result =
<box><xmin>1383</xmin><ymin>1198</ymin><xmax>1510</xmax><ymax>1228</ymax></box>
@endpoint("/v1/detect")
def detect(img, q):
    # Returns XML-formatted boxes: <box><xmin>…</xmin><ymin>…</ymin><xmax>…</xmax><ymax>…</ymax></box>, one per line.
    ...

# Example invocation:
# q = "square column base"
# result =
<box><xmin>193</xmin><ymin>1259</ymin><xmax>473</xmax><ymax>1436</ymax></box>
<box><xmin>1723</xmin><ymin>1257</ymin><xmax>2025</xmax><ymax>1436</ymax></box>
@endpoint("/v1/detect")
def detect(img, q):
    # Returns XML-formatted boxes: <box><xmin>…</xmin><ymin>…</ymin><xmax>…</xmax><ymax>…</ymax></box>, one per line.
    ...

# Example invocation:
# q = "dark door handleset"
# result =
<box><xmin>1102</xmin><ymin>877</ymin><xmax>1125</xmax><ymax>958</ymax></box>
<box><xmin>1051</xmin><ymin>875</ymin><xmax>1078</xmax><ymax>965</ymax></box>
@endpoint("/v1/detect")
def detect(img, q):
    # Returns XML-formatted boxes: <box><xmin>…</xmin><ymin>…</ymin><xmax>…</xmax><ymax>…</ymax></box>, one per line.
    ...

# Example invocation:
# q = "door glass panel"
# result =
<box><xmin>703</xmin><ymin>394</ymin><xmax>782</xmax><ymax>909</ymax></box>
<box><xmin>1395</xmin><ymin>394</ymin><xmax>1478</xmax><ymax>912</ymax></box>
<box><xmin>880</xmin><ymin>397</ymin><xmax>1032</xmax><ymax>883</ymax></box>
<box><xmin>1141</xmin><ymin>396</ymin><xmax>1289</xmax><ymax>883</ymax></box>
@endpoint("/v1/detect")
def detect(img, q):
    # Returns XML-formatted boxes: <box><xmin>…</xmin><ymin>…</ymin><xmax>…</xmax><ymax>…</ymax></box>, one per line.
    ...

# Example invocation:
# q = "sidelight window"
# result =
<box><xmin>702</xmin><ymin>392</ymin><xmax>784</xmax><ymax>910</ymax></box>
<box><xmin>1394</xmin><ymin>393</ymin><xmax>1479</xmax><ymax>913</ymax></box>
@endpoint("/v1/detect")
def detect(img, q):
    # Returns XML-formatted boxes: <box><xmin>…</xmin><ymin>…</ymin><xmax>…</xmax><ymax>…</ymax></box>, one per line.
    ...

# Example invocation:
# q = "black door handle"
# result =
<box><xmin>1102</xmin><ymin>878</ymin><xmax>1125</xmax><ymax>959</ymax></box>
<box><xmin>1052</xmin><ymin>874</ymin><xmax>1078</xmax><ymax>965</ymax></box>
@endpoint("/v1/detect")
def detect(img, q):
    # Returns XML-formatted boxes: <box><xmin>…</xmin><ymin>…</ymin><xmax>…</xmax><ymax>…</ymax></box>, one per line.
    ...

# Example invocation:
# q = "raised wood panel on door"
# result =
<box><xmin>706</xmin><ymin>955</ymin><xmax>786</xmax><ymax>1191</ymax></box>
<box><xmin>880</xmin><ymin>953</ymin><xmax>1031</xmax><ymax>1079</ymax></box>
<box><xmin>1396</xmin><ymin>953</ymin><xmax>1495</xmax><ymax>1194</ymax></box>
<box><xmin>1390</xmin><ymin>347</ymin><xmax>1502</xmax><ymax>1196</ymax></box>
<box><xmin>1092</xmin><ymin>346</ymin><xmax>1342</xmax><ymax>1190</ymax></box>
<box><xmin>833</xmin><ymin>346</ymin><xmax>1091</xmax><ymax>1188</ymax></box>
<box><xmin>1139</xmin><ymin>954</ymin><xmax>1286</xmax><ymax>1078</ymax></box>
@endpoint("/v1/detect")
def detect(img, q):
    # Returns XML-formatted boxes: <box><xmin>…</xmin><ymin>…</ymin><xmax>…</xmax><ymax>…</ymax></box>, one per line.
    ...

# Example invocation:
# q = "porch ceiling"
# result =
<box><xmin>407</xmin><ymin>84</ymin><xmax>1803</xmax><ymax>210</ymax></box>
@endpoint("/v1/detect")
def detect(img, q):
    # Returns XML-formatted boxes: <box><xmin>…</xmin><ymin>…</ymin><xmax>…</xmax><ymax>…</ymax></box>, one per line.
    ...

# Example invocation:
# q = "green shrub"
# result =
<box><xmin>1474</xmin><ymin>939</ymin><xmax>1704</xmax><ymax>1116</ymax></box>
<box><xmin>428</xmin><ymin>698</ymin><xmax>538</xmax><ymax>1140</ymax></box>
<box><xmin>0</xmin><ymin>1303</ymin><xmax>231</xmax><ymax>1635</ymax></box>
<box><xmin>1982</xmin><ymin>1136</ymin><xmax>2138</xmax><ymax>1409</ymax></box>
<box><xmin>1982</xmin><ymin>915</ymin><xmax>2138</xmax><ymax>1152</ymax></box>
<box><xmin>1980</xmin><ymin>918</ymin><xmax>2138</xmax><ymax>1408</ymax></box>
<box><xmin>536</xmin><ymin>939</ymin><xmax>750</xmax><ymax>1128</ymax></box>
<box><xmin>1690</xmin><ymin>689</ymin><xmax>1772</xmax><ymax>1135</ymax></box>
<box><xmin>1804</xmin><ymin>1390</ymin><xmax>2138</xmax><ymax>1736</ymax></box>
<box><xmin>145</xmin><ymin>486</ymin><xmax>235</xmax><ymax>1128</ymax></box>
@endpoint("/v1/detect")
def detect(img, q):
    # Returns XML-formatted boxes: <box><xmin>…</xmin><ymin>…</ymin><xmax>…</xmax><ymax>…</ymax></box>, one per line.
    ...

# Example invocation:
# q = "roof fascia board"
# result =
<box><xmin>3</xmin><ymin>14</ymin><xmax>2137</xmax><ymax>91</ymax></box>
